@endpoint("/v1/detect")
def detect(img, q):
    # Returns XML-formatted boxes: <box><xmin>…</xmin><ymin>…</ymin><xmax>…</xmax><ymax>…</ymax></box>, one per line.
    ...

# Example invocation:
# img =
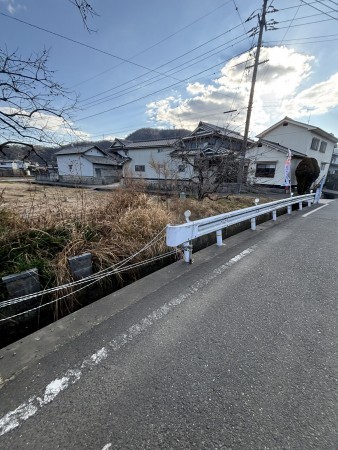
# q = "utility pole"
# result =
<box><xmin>237</xmin><ymin>0</ymin><xmax>268</xmax><ymax>193</ymax></box>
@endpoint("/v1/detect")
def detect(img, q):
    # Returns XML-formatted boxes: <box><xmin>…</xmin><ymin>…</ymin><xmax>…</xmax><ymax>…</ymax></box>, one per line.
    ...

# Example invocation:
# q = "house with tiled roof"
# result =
<box><xmin>55</xmin><ymin>145</ymin><xmax>127</xmax><ymax>185</ymax></box>
<box><xmin>109</xmin><ymin>137</ymin><xmax>179</xmax><ymax>185</ymax></box>
<box><xmin>109</xmin><ymin>122</ymin><xmax>252</xmax><ymax>190</ymax></box>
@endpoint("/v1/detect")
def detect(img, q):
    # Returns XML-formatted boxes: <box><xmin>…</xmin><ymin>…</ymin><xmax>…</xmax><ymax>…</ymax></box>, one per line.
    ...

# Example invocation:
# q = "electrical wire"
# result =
<box><xmin>79</xmin><ymin>10</ymin><xmax>338</xmax><ymax>112</ymax></box>
<box><xmin>80</xmin><ymin>34</ymin><xmax>251</xmax><ymax>110</ymax></box>
<box><xmin>78</xmin><ymin>23</ymin><xmax>246</xmax><ymax>105</ymax></box>
<box><xmin>72</xmin><ymin>1</ymin><xmax>234</xmax><ymax>88</ymax></box>
<box><xmin>76</xmin><ymin>47</ymin><xmax>252</xmax><ymax>121</ymax></box>
<box><xmin>299</xmin><ymin>0</ymin><xmax>337</xmax><ymax>20</ymax></box>
<box><xmin>0</xmin><ymin>12</ymin><xmax>183</xmax><ymax>83</ymax></box>
<box><xmin>276</xmin><ymin>1</ymin><xmax>330</xmax><ymax>12</ymax></box>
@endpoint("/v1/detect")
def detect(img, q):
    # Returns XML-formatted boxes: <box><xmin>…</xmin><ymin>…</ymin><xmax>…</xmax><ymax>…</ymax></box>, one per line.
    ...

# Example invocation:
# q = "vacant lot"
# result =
<box><xmin>0</xmin><ymin>181</ymin><xmax>113</xmax><ymax>220</ymax></box>
<box><xmin>0</xmin><ymin>180</ymin><xmax>260</xmax><ymax>303</ymax></box>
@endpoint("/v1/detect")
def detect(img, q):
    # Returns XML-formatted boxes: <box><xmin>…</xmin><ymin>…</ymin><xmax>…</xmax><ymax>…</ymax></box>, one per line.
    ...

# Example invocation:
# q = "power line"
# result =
<box><xmin>79</xmin><ymin>22</ymin><xmax>245</xmax><ymax>104</ymax></box>
<box><xmin>264</xmin><ymin>36</ymin><xmax>338</xmax><ymax>45</ymax></box>
<box><xmin>276</xmin><ymin>17</ymin><xmax>335</xmax><ymax>29</ymax></box>
<box><xmin>316</xmin><ymin>0</ymin><xmax>338</xmax><ymax>12</ymax></box>
<box><xmin>232</xmin><ymin>0</ymin><xmax>251</xmax><ymax>44</ymax></box>
<box><xmin>299</xmin><ymin>0</ymin><xmax>338</xmax><ymax>20</ymax></box>
<box><xmin>0</xmin><ymin>12</ymin><xmax>184</xmax><ymax>83</ymax></box>
<box><xmin>279</xmin><ymin>2</ymin><xmax>301</xmax><ymax>45</ymax></box>
<box><xmin>276</xmin><ymin>11</ymin><xmax>332</xmax><ymax>23</ymax></box>
<box><xmin>72</xmin><ymin>0</ymin><xmax>233</xmax><ymax>88</ymax></box>
<box><xmin>276</xmin><ymin>1</ymin><xmax>330</xmax><ymax>11</ymax></box>
<box><xmin>266</xmin><ymin>32</ymin><xmax>338</xmax><ymax>41</ymax></box>
<box><xmin>77</xmin><ymin>48</ymin><xmax>252</xmax><ymax>121</ymax></box>
<box><xmin>80</xmin><ymin>34</ymin><xmax>250</xmax><ymax>110</ymax></box>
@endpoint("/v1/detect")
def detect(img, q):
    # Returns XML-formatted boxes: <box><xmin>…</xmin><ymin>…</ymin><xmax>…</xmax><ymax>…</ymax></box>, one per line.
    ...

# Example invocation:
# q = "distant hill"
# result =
<box><xmin>0</xmin><ymin>130</ymin><xmax>192</xmax><ymax>165</ymax></box>
<box><xmin>126</xmin><ymin>128</ymin><xmax>191</xmax><ymax>142</ymax></box>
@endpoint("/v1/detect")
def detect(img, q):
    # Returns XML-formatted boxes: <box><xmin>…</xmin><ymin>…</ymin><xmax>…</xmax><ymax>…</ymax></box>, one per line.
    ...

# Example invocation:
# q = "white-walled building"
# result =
<box><xmin>109</xmin><ymin>122</ymin><xmax>251</xmax><ymax>190</ymax></box>
<box><xmin>246</xmin><ymin>140</ymin><xmax>306</xmax><ymax>187</ymax></box>
<box><xmin>247</xmin><ymin>117</ymin><xmax>338</xmax><ymax>187</ymax></box>
<box><xmin>109</xmin><ymin>138</ymin><xmax>178</xmax><ymax>183</ymax></box>
<box><xmin>55</xmin><ymin>145</ymin><xmax>126</xmax><ymax>185</ymax></box>
<box><xmin>0</xmin><ymin>160</ymin><xmax>30</xmax><ymax>170</ymax></box>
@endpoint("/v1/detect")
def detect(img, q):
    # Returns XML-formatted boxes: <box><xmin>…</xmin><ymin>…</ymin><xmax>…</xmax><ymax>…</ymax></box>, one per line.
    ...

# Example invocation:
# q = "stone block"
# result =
<box><xmin>68</xmin><ymin>253</ymin><xmax>93</xmax><ymax>280</ymax></box>
<box><xmin>2</xmin><ymin>268</ymin><xmax>41</xmax><ymax>299</ymax></box>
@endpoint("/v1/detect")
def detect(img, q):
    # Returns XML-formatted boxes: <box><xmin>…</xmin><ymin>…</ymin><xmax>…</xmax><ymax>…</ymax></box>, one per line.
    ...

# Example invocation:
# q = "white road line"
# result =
<box><xmin>0</xmin><ymin>246</ymin><xmax>256</xmax><ymax>437</ymax></box>
<box><xmin>302</xmin><ymin>204</ymin><xmax>328</xmax><ymax>217</ymax></box>
<box><xmin>102</xmin><ymin>444</ymin><xmax>112</xmax><ymax>450</ymax></box>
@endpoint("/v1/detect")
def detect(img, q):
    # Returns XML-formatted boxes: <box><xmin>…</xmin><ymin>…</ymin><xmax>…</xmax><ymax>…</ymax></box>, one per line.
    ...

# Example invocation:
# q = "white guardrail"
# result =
<box><xmin>166</xmin><ymin>193</ymin><xmax>317</xmax><ymax>263</ymax></box>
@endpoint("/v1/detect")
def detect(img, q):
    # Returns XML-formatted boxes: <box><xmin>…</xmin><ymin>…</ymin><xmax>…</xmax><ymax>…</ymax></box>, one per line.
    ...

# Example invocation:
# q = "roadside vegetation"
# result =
<box><xmin>0</xmin><ymin>182</ymin><xmax>258</xmax><ymax>302</ymax></box>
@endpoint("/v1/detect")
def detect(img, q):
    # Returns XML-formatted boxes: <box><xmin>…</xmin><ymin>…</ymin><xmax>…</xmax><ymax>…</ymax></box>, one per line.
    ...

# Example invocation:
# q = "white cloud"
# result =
<box><xmin>146</xmin><ymin>46</ymin><xmax>337</xmax><ymax>137</ymax></box>
<box><xmin>0</xmin><ymin>0</ymin><xmax>27</xmax><ymax>14</ymax></box>
<box><xmin>283</xmin><ymin>72</ymin><xmax>338</xmax><ymax>117</ymax></box>
<box><xmin>103</xmin><ymin>134</ymin><xmax>117</xmax><ymax>141</ymax></box>
<box><xmin>0</xmin><ymin>107</ymin><xmax>90</xmax><ymax>142</ymax></box>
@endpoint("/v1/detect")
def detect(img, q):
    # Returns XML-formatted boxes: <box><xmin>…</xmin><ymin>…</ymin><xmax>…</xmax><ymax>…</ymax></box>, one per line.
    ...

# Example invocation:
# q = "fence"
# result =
<box><xmin>166</xmin><ymin>193</ymin><xmax>317</xmax><ymax>263</ymax></box>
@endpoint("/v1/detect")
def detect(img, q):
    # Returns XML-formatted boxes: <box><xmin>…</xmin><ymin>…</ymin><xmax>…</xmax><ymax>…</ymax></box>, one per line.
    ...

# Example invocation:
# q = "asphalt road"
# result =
<box><xmin>0</xmin><ymin>200</ymin><xmax>337</xmax><ymax>449</ymax></box>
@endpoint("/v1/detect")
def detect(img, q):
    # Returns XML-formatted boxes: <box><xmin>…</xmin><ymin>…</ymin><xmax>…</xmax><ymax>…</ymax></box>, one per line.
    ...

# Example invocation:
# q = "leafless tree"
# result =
<box><xmin>0</xmin><ymin>1</ymin><xmax>97</xmax><ymax>158</ymax></box>
<box><xmin>0</xmin><ymin>48</ymin><xmax>79</xmax><ymax>149</ymax></box>
<box><xmin>172</xmin><ymin>140</ymin><xmax>240</xmax><ymax>200</ymax></box>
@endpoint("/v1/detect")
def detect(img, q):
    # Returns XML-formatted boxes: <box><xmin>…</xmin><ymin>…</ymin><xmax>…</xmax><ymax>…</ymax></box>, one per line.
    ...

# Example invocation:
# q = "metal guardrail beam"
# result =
<box><xmin>166</xmin><ymin>193</ymin><xmax>316</xmax><ymax>263</ymax></box>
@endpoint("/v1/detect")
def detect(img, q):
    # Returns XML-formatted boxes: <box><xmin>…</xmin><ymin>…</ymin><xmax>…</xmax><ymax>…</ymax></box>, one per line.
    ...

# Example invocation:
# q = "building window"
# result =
<box><xmin>178</xmin><ymin>164</ymin><xmax>186</xmax><ymax>172</ymax></box>
<box><xmin>68</xmin><ymin>164</ymin><xmax>73</xmax><ymax>171</ymax></box>
<box><xmin>135</xmin><ymin>165</ymin><xmax>145</xmax><ymax>172</ymax></box>
<box><xmin>255</xmin><ymin>163</ymin><xmax>276</xmax><ymax>178</ymax></box>
<box><xmin>95</xmin><ymin>168</ymin><xmax>102</xmax><ymax>177</ymax></box>
<box><xmin>310</xmin><ymin>137</ymin><xmax>320</xmax><ymax>151</ymax></box>
<box><xmin>320</xmin><ymin>163</ymin><xmax>326</xmax><ymax>171</ymax></box>
<box><xmin>319</xmin><ymin>141</ymin><xmax>327</xmax><ymax>153</ymax></box>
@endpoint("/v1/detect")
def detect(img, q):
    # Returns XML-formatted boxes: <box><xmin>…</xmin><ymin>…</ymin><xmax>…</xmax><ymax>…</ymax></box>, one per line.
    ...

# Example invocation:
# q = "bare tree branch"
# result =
<box><xmin>0</xmin><ymin>141</ymin><xmax>49</xmax><ymax>166</ymax></box>
<box><xmin>171</xmin><ymin>136</ymin><xmax>242</xmax><ymax>199</ymax></box>
<box><xmin>67</xmin><ymin>0</ymin><xmax>98</xmax><ymax>32</ymax></box>
<box><xmin>0</xmin><ymin>1</ymin><xmax>96</xmax><ymax>159</ymax></box>
<box><xmin>0</xmin><ymin>47</ymin><xmax>79</xmax><ymax>148</ymax></box>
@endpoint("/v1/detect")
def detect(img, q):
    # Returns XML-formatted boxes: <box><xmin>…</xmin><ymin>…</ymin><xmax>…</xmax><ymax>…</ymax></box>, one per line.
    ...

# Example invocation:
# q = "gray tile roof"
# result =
<box><xmin>83</xmin><ymin>155</ymin><xmax>123</xmax><ymax>166</ymax></box>
<box><xmin>111</xmin><ymin>138</ymin><xmax>178</xmax><ymax>150</ymax></box>
<box><xmin>187</xmin><ymin>121</ymin><xmax>254</xmax><ymax>143</ymax></box>
<box><xmin>55</xmin><ymin>145</ymin><xmax>100</xmax><ymax>156</ymax></box>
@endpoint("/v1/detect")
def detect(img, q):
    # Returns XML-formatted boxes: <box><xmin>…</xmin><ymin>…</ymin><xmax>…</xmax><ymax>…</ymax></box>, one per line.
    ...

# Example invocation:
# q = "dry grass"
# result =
<box><xmin>0</xmin><ymin>182</ymin><xmax>262</xmax><ymax>304</ymax></box>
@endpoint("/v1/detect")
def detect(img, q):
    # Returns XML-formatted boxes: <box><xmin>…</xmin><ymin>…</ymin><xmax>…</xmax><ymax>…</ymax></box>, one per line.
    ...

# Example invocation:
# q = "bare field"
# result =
<box><xmin>0</xmin><ymin>180</ymin><xmax>263</xmax><ymax>305</ymax></box>
<box><xmin>0</xmin><ymin>181</ymin><xmax>113</xmax><ymax>219</ymax></box>
<box><xmin>0</xmin><ymin>181</ymin><xmax>261</xmax><ymax>222</ymax></box>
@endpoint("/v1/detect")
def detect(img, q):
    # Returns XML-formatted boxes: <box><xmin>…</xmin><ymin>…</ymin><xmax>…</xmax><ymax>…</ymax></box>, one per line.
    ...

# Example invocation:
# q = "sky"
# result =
<box><xmin>1</xmin><ymin>0</ymin><xmax>338</xmax><ymax>144</ymax></box>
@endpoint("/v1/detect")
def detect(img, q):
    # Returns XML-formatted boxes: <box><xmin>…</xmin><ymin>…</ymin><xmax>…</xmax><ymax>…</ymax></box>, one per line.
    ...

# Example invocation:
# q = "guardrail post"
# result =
<box><xmin>298</xmin><ymin>202</ymin><xmax>303</xmax><ymax>210</ymax></box>
<box><xmin>272</xmin><ymin>210</ymin><xmax>277</xmax><ymax>221</ymax></box>
<box><xmin>287</xmin><ymin>205</ymin><xmax>292</xmax><ymax>214</ymax></box>
<box><xmin>183</xmin><ymin>241</ymin><xmax>192</xmax><ymax>264</ymax></box>
<box><xmin>307</xmin><ymin>199</ymin><xmax>312</xmax><ymax>207</ymax></box>
<box><xmin>251</xmin><ymin>218</ymin><xmax>256</xmax><ymax>230</ymax></box>
<box><xmin>216</xmin><ymin>229</ymin><xmax>223</xmax><ymax>246</ymax></box>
